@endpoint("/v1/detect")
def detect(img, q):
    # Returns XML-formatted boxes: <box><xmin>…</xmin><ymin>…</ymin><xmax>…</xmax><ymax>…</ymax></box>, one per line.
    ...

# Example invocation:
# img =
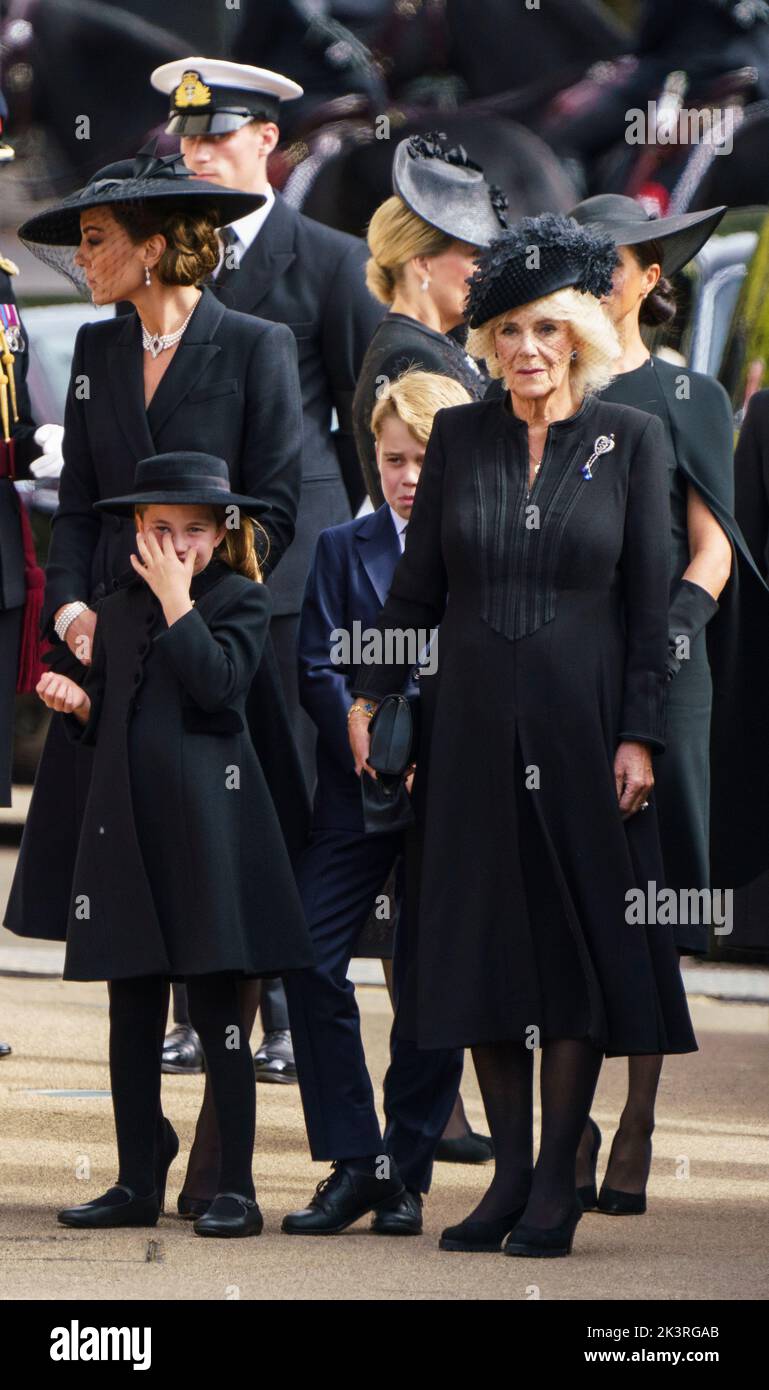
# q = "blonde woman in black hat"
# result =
<box><xmin>348</xmin><ymin>214</ymin><xmax>697</xmax><ymax>1258</ymax></box>
<box><xmin>3</xmin><ymin>149</ymin><xmax>306</xmax><ymax>1203</ymax></box>
<box><xmin>568</xmin><ymin>195</ymin><xmax>744</xmax><ymax>1219</ymax></box>
<box><xmin>353</xmin><ymin>132</ymin><xmax>509</xmax><ymax>507</ymax></box>
<box><xmin>35</xmin><ymin>452</ymin><xmax>313</xmax><ymax>1236</ymax></box>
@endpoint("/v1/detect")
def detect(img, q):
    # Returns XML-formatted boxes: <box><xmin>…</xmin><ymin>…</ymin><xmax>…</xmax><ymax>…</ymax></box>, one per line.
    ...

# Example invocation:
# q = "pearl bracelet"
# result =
<box><xmin>54</xmin><ymin>601</ymin><xmax>88</xmax><ymax>642</ymax></box>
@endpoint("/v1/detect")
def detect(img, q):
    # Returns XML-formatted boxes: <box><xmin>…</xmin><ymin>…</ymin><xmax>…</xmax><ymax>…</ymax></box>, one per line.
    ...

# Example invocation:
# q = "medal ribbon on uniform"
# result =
<box><xmin>0</xmin><ymin>305</ymin><xmax>19</xmax><ymax>441</ymax></box>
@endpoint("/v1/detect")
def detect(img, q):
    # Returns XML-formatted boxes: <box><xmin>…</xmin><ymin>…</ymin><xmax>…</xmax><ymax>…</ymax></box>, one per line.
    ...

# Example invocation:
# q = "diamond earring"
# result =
<box><xmin>421</xmin><ymin>277</ymin><xmax>430</xmax><ymax>292</ymax></box>
<box><xmin>144</xmin><ymin>265</ymin><xmax>151</xmax><ymax>287</ymax></box>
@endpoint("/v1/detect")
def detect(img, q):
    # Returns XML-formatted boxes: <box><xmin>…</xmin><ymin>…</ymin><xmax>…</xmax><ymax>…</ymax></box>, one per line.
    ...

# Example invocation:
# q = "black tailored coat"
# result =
<box><xmin>4</xmin><ymin>288</ymin><xmax>309</xmax><ymax>942</ymax></box>
<box><xmin>353</xmin><ymin>393</ymin><xmax>697</xmax><ymax>1057</ymax></box>
<box><xmin>60</xmin><ymin>561</ymin><xmax>314</xmax><ymax>982</ymax></box>
<box><xmin>0</xmin><ymin>264</ymin><xmax>38</xmax><ymax>804</ymax></box>
<box><xmin>214</xmin><ymin>193</ymin><xmax>385</xmax><ymax>609</ymax></box>
<box><xmin>352</xmin><ymin>313</ymin><xmax>488</xmax><ymax>507</ymax></box>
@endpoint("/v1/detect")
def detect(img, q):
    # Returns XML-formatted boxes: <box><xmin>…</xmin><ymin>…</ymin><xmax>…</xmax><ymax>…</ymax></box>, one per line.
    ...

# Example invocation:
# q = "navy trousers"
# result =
<box><xmin>284</xmin><ymin>828</ymin><xmax>464</xmax><ymax>1193</ymax></box>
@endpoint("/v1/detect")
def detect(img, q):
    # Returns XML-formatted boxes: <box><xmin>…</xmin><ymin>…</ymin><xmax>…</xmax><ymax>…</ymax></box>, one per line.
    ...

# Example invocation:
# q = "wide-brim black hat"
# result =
<box><xmin>18</xmin><ymin>145</ymin><xmax>265</xmax><ymax>248</ymax></box>
<box><xmin>569</xmin><ymin>195</ymin><xmax>726</xmax><ymax>276</ymax></box>
<box><xmin>94</xmin><ymin>452</ymin><xmax>267</xmax><ymax>518</ymax></box>
<box><xmin>466</xmin><ymin>213</ymin><xmax>619</xmax><ymax>329</ymax></box>
<box><xmin>392</xmin><ymin>132</ymin><xmax>508</xmax><ymax>249</ymax></box>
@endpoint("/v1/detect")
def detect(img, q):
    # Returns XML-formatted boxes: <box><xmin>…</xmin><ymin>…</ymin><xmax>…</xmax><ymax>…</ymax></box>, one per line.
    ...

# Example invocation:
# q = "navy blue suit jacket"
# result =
<box><xmin>298</xmin><ymin>503</ymin><xmax>418</xmax><ymax>832</ymax></box>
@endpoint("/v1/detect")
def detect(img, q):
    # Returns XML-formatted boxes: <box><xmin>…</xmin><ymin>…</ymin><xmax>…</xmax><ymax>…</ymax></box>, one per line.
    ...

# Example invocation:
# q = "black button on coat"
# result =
<box><xmin>61</xmin><ymin>561</ymin><xmax>314</xmax><ymax>982</ymax></box>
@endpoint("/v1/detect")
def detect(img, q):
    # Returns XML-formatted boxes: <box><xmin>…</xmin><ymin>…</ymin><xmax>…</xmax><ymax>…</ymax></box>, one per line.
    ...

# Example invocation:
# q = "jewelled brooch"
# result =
<box><xmin>581</xmin><ymin>433</ymin><xmax>615</xmax><ymax>480</ymax></box>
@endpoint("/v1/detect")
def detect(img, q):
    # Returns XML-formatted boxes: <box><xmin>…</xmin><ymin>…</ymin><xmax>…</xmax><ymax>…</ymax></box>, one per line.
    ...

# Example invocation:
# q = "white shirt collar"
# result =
<box><xmin>223</xmin><ymin>184</ymin><xmax>276</xmax><ymax>263</ymax></box>
<box><xmin>388</xmin><ymin>505</ymin><xmax>409</xmax><ymax>551</ymax></box>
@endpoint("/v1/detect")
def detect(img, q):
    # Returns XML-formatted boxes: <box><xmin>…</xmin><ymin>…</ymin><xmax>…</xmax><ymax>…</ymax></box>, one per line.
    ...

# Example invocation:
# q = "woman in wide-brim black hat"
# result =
<box><xmin>4</xmin><ymin>148</ymin><xmax>310</xmax><ymax>1215</ymax></box>
<box><xmin>352</xmin><ymin>131</ymin><xmax>509</xmax><ymax>506</ymax></box>
<box><xmin>347</xmin><ymin>212</ymin><xmax>697</xmax><ymax>1259</ymax></box>
<box><xmin>567</xmin><ymin>194</ymin><xmax>756</xmax><ymax>1218</ymax></box>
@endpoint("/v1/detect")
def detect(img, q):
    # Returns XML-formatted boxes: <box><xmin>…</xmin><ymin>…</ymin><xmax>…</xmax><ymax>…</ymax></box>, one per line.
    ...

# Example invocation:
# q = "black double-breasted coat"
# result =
<box><xmin>352</xmin><ymin>392</ymin><xmax>697</xmax><ymax>1056</ymax></box>
<box><xmin>5</xmin><ymin>287</ymin><xmax>309</xmax><ymax>942</ymax></box>
<box><xmin>0</xmin><ymin>261</ymin><xmax>38</xmax><ymax>804</ymax></box>
<box><xmin>61</xmin><ymin>561</ymin><xmax>314</xmax><ymax>982</ymax></box>
<box><xmin>214</xmin><ymin>192</ymin><xmax>385</xmax><ymax>608</ymax></box>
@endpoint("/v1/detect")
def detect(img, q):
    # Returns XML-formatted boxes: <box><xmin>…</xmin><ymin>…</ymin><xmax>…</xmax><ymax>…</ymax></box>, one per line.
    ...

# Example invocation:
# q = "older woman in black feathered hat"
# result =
<box><xmin>348</xmin><ymin>213</ymin><xmax>697</xmax><ymax>1259</ymax></box>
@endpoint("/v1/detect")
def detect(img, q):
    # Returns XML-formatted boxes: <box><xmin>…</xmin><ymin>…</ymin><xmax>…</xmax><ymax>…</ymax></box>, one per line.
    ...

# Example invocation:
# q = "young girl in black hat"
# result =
<box><xmin>37</xmin><ymin>451</ymin><xmax>313</xmax><ymax>1238</ymax></box>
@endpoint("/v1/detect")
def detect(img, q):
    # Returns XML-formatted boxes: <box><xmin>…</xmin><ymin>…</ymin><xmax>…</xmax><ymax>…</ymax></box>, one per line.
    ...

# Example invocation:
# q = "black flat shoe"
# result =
<box><xmin>576</xmin><ymin>1117</ymin><xmax>602</xmax><ymax>1211</ymax></box>
<box><xmin>161</xmin><ymin>1023</ymin><xmax>204</xmax><ymax>1074</ymax></box>
<box><xmin>282</xmin><ymin>1161</ymin><xmax>405</xmax><ymax>1235</ymax></box>
<box><xmin>503</xmin><ymin>1203</ymin><xmax>582</xmax><ymax>1259</ymax></box>
<box><xmin>597</xmin><ymin>1185</ymin><xmax>647</xmax><ymax>1215</ymax></box>
<box><xmin>177</xmin><ymin>1193</ymin><xmax>212</xmax><ymax>1220</ymax></box>
<box><xmin>371</xmin><ymin>1189</ymin><xmax>423</xmax><ymax>1236</ymax></box>
<box><xmin>57</xmin><ymin>1184</ymin><xmax>160</xmax><ymax>1229</ymax></box>
<box><xmin>253</xmin><ymin>1029</ymin><xmax>297</xmax><ymax>1084</ymax></box>
<box><xmin>193</xmin><ymin>1192</ymin><xmax>263</xmax><ymax>1238</ymax></box>
<box><xmin>440</xmin><ymin>1204</ymin><xmax>527</xmax><ymax>1253</ymax></box>
<box><xmin>154</xmin><ymin>1118</ymin><xmax>179</xmax><ymax>1214</ymax></box>
<box><xmin>434</xmin><ymin>1131</ymin><xmax>494</xmax><ymax>1165</ymax></box>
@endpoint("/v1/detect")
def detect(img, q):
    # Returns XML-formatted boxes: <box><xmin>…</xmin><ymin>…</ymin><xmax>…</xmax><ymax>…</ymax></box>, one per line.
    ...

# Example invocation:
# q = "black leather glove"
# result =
<box><xmin>667</xmin><ymin>578</ymin><xmax>719</xmax><ymax>680</ymax></box>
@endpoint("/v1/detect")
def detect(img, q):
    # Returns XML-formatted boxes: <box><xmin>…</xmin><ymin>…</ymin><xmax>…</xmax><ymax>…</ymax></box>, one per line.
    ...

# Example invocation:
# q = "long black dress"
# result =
<box><xmin>352</xmin><ymin>391</ymin><xmax>697</xmax><ymax>1058</ymax></box>
<box><xmin>352</xmin><ymin>312</ymin><xmax>488</xmax><ymax>505</ymax></box>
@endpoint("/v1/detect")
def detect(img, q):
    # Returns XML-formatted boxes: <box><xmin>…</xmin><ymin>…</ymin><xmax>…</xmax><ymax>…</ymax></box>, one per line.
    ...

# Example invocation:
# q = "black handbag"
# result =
<box><xmin>361</xmin><ymin>693</ymin><xmax>420</xmax><ymax>835</ymax></box>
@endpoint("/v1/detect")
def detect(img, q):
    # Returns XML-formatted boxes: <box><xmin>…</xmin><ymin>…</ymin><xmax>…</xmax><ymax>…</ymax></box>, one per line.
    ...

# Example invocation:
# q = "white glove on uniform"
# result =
<box><xmin>29</xmin><ymin>423</ymin><xmax>65</xmax><ymax>478</ymax></box>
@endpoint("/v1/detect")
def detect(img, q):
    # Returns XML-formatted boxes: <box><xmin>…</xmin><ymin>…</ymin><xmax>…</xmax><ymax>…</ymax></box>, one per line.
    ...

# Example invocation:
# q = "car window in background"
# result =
<box><xmin>21</xmin><ymin>302</ymin><xmax>114</xmax><ymax>424</ymax></box>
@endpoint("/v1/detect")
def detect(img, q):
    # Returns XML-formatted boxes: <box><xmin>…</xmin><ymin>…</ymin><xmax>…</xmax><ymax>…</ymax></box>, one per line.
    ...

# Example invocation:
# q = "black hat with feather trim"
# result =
<box><xmin>466</xmin><ymin>213</ymin><xmax>620</xmax><ymax>328</ymax></box>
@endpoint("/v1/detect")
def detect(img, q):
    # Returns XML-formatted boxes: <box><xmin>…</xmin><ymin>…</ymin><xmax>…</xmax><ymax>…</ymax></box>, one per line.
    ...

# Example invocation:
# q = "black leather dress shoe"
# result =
<box><xmin>371</xmin><ymin>1188</ymin><xmax>423</xmax><ymax>1235</ymax></box>
<box><xmin>193</xmin><ymin>1192</ymin><xmax>263</xmax><ymax>1238</ymax></box>
<box><xmin>0</xmin><ymin>1041</ymin><xmax>12</xmax><ymax>1058</ymax></box>
<box><xmin>434</xmin><ymin>1131</ymin><xmax>494</xmax><ymax>1164</ymax></box>
<box><xmin>161</xmin><ymin>1023</ymin><xmax>204</xmax><ymax>1075</ymax></box>
<box><xmin>57</xmin><ymin>1184</ymin><xmax>160</xmax><ymax>1229</ymax></box>
<box><xmin>253</xmin><ymin>1029</ymin><xmax>297</xmax><ymax>1084</ymax></box>
<box><xmin>282</xmin><ymin>1161</ymin><xmax>405</xmax><ymax>1235</ymax></box>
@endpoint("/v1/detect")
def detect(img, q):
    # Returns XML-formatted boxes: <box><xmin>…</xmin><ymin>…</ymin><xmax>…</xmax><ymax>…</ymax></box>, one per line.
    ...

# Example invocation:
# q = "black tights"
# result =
<box><xmin>470</xmin><ymin>1036</ymin><xmax>603</xmax><ymax>1228</ymax></box>
<box><xmin>109</xmin><ymin>974</ymin><xmax>256</xmax><ymax>1200</ymax></box>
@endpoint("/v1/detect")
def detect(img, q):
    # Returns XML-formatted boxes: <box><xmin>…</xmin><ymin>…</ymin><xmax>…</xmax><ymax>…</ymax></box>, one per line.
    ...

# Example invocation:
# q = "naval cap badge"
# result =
<box><xmin>173</xmin><ymin>71</ymin><xmax>212</xmax><ymax>110</ymax></box>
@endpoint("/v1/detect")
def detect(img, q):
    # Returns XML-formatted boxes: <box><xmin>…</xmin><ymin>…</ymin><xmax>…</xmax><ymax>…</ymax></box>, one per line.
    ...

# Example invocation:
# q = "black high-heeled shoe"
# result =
<box><xmin>154</xmin><ymin>1118</ymin><xmax>179</xmax><ymax>1214</ymax></box>
<box><xmin>440</xmin><ymin>1203</ymin><xmax>528</xmax><ymax>1253</ymax></box>
<box><xmin>597</xmin><ymin>1133</ymin><xmax>651</xmax><ymax>1215</ymax></box>
<box><xmin>503</xmin><ymin>1203</ymin><xmax>582</xmax><ymax>1258</ymax></box>
<box><xmin>193</xmin><ymin>1192</ymin><xmax>263</xmax><ymax>1238</ymax></box>
<box><xmin>576</xmin><ymin>1117</ymin><xmax>602</xmax><ymax>1211</ymax></box>
<box><xmin>57</xmin><ymin>1184</ymin><xmax>160</xmax><ymax>1229</ymax></box>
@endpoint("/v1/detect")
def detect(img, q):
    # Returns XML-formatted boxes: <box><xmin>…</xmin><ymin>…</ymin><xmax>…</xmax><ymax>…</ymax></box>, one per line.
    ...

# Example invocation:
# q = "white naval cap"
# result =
<box><xmin>150</xmin><ymin>58</ymin><xmax>303</xmax><ymax>137</ymax></box>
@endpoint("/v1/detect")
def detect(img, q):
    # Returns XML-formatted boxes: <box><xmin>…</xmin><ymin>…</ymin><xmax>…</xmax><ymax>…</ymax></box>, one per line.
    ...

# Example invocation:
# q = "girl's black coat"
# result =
<box><xmin>62</xmin><ymin>562</ymin><xmax>314</xmax><ymax>981</ymax></box>
<box><xmin>352</xmin><ymin>393</ymin><xmax>697</xmax><ymax>1056</ymax></box>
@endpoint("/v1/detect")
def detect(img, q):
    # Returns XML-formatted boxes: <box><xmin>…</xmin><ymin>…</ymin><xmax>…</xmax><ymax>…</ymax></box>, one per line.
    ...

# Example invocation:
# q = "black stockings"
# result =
<box><xmin>109</xmin><ymin>974</ymin><xmax>256</xmax><ymax>1201</ymax></box>
<box><xmin>470</xmin><ymin>1036</ymin><xmax>603</xmax><ymax>1228</ymax></box>
<box><xmin>577</xmin><ymin>1054</ymin><xmax>663</xmax><ymax>1194</ymax></box>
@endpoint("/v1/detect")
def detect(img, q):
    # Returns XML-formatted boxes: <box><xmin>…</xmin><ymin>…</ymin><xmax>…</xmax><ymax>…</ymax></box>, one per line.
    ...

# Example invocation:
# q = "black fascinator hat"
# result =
<box><xmin>392</xmin><ymin>131</ymin><xmax>508</xmax><ymax>249</ymax></box>
<box><xmin>466</xmin><ymin>213</ymin><xmax>620</xmax><ymax>328</ymax></box>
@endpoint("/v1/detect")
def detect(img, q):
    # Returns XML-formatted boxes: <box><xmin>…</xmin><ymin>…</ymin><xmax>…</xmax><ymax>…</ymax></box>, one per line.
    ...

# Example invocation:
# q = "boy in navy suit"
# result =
<box><xmin>283</xmin><ymin>371</ymin><xmax>483</xmax><ymax>1236</ymax></box>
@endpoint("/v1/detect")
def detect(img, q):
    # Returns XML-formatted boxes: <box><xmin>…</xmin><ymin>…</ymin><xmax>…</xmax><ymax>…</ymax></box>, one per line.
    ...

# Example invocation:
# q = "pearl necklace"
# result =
<box><xmin>141</xmin><ymin>300</ymin><xmax>199</xmax><ymax>359</ymax></box>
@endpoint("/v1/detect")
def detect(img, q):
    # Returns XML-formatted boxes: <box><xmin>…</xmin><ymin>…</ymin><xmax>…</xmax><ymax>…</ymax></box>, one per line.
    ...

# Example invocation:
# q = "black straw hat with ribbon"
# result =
<box><xmin>466</xmin><ymin>213</ymin><xmax>619</xmax><ymax>329</ymax></box>
<box><xmin>18</xmin><ymin>143</ymin><xmax>265</xmax><ymax>249</ymax></box>
<box><xmin>94</xmin><ymin>452</ymin><xmax>267</xmax><ymax>518</ymax></box>
<box><xmin>392</xmin><ymin>131</ymin><xmax>509</xmax><ymax>249</ymax></box>
<box><xmin>569</xmin><ymin>195</ymin><xmax>726</xmax><ymax>276</ymax></box>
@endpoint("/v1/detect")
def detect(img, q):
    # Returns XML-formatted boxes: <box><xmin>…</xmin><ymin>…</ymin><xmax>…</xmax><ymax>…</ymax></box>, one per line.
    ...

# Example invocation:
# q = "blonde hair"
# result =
<box><xmin>466</xmin><ymin>286</ymin><xmax>621</xmax><ymax>397</ymax></box>
<box><xmin>365</xmin><ymin>196</ymin><xmax>456</xmax><ymax>305</ymax></box>
<box><xmin>371</xmin><ymin>368</ymin><xmax>473</xmax><ymax>444</ymax></box>
<box><xmin>134</xmin><ymin>504</ymin><xmax>268</xmax><ymax>582</ymax></box>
